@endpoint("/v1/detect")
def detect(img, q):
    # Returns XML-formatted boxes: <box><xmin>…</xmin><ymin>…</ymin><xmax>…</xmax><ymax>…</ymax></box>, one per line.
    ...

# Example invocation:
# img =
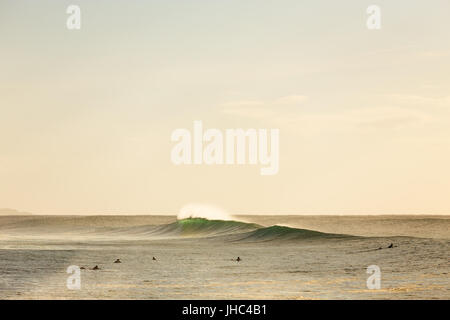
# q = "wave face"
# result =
<box><xmin>236</xmin><ymin>225</ymin><xmax>351</xmax><ymax>242</ymax></box>
<box><xmin>120</xmin><ymin>218</ymin><xmax>261</xmax><ymax>239</ymax></box>
<box><xmin>176</xmin><ymin>218</ymin><xmax>260</xmax><ymax>235</ymax></box>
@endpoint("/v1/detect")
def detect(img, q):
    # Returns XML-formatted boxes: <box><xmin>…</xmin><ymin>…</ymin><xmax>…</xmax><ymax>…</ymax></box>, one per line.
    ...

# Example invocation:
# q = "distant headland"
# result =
<box><xmin>0</xmin><ymin>208</ymin><xmax>32</xmax><ymax>216</ymax></box>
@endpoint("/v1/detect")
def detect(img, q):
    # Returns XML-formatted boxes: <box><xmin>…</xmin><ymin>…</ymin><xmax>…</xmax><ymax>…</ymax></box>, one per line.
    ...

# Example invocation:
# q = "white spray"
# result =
<box><xmin>177</xmin><ymin>203</ymin><xmax>235</xmax><ymax>221</ymax></box>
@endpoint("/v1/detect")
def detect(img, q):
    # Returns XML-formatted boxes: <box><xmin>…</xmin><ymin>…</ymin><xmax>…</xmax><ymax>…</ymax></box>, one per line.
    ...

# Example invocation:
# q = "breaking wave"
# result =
<box><xmin>0</xmin><ymin>216</ymin><xmax>353</xmax><ymax>242</ymax></box>
<box><xmin>146</xmin><ymin>218</ymin><xmax>351</xmax><ymax>242</ymax></box>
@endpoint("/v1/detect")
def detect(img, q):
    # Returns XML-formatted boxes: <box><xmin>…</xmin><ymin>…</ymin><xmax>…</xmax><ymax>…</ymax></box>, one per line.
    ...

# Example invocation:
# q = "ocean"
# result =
<box><xmin>0</xmin><ymin>215</ymin><xmax>448</xmax><ymax>299</ymax></box>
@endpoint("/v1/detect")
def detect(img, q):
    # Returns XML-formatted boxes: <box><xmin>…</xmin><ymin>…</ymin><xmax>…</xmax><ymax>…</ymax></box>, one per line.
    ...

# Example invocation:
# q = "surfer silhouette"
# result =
<box><xmin>236</xmin><ymin>257</ymin><xmax>241</xmax><ymax>262</ymax></box>
<box><xmin>388</xmin><ymin>243</ymin><xmax>394</xmax><ymax>248</ymax></box>
<box><xmin>152</xmin><ymin>257</ymin><xmax>157</xmax><ymax>261</ymax></box>
<box><xmin>92</xmin><ymin>265</ymin><xmax>100</xmax><ymax>270</ymax></box>
<box><xmin>114</xmin><ymin>259</ymin><xmax>121</xmax><ymax>263</ymax></box>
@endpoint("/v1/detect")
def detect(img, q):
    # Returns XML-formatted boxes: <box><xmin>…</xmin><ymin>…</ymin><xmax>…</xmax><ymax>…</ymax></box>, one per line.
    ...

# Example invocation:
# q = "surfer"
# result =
<box><xmin>114</xmin><ymin>259</ymin><xmax>121</xmax><ymax>263</ymax></box>
<box><xmin>236</xmin><ymin>257</ymin><xmax>241</xmax><ymax>262</ymax></box>
<box><xmin>92</xmin><ymin>265</ymin><xmax>100</xmax><ymax>270</ymax></box>
<box><xmin>80</xmin><ymin>267</ymin><xmax>86</xmax><ymax>270</ymax></box>
<box><xmin>388</xmin><ymin>243</ymin><xmax>394</xmax><ymax>248</ymax></box>
<box><xmin>152</xmin><ymin>257</ymin><xmax>157</xmax><ymax>261</ymax></box>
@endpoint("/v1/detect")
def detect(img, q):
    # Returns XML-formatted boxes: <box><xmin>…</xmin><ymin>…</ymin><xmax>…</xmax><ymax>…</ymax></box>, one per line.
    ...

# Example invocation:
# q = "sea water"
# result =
<box><xmin>0</xmin><ymin>215</ymin><xmax>448</xmax><ymax>299</ymax></box>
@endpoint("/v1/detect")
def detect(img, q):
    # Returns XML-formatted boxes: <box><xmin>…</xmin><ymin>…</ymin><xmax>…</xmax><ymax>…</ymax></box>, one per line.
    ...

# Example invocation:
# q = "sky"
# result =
<box><xmin>0</xmin><ymin>0</ymin><xmax>449</xmax><ymax>214</ymax></box>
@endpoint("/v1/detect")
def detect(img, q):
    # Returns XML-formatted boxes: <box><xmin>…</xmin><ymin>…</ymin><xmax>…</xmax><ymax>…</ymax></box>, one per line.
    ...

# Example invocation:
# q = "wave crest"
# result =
<box><xmin>177</xmin><ymin>203</ymin><xmax>235</xmax><ymax>221</ymax></box>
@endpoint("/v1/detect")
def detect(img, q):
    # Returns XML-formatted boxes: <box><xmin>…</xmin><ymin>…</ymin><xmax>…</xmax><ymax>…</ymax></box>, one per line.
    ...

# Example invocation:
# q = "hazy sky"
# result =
<box><xmin>1</xmin><ymin>0</ymin><xmax>449</xmax><ymax>214</ymax></box>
